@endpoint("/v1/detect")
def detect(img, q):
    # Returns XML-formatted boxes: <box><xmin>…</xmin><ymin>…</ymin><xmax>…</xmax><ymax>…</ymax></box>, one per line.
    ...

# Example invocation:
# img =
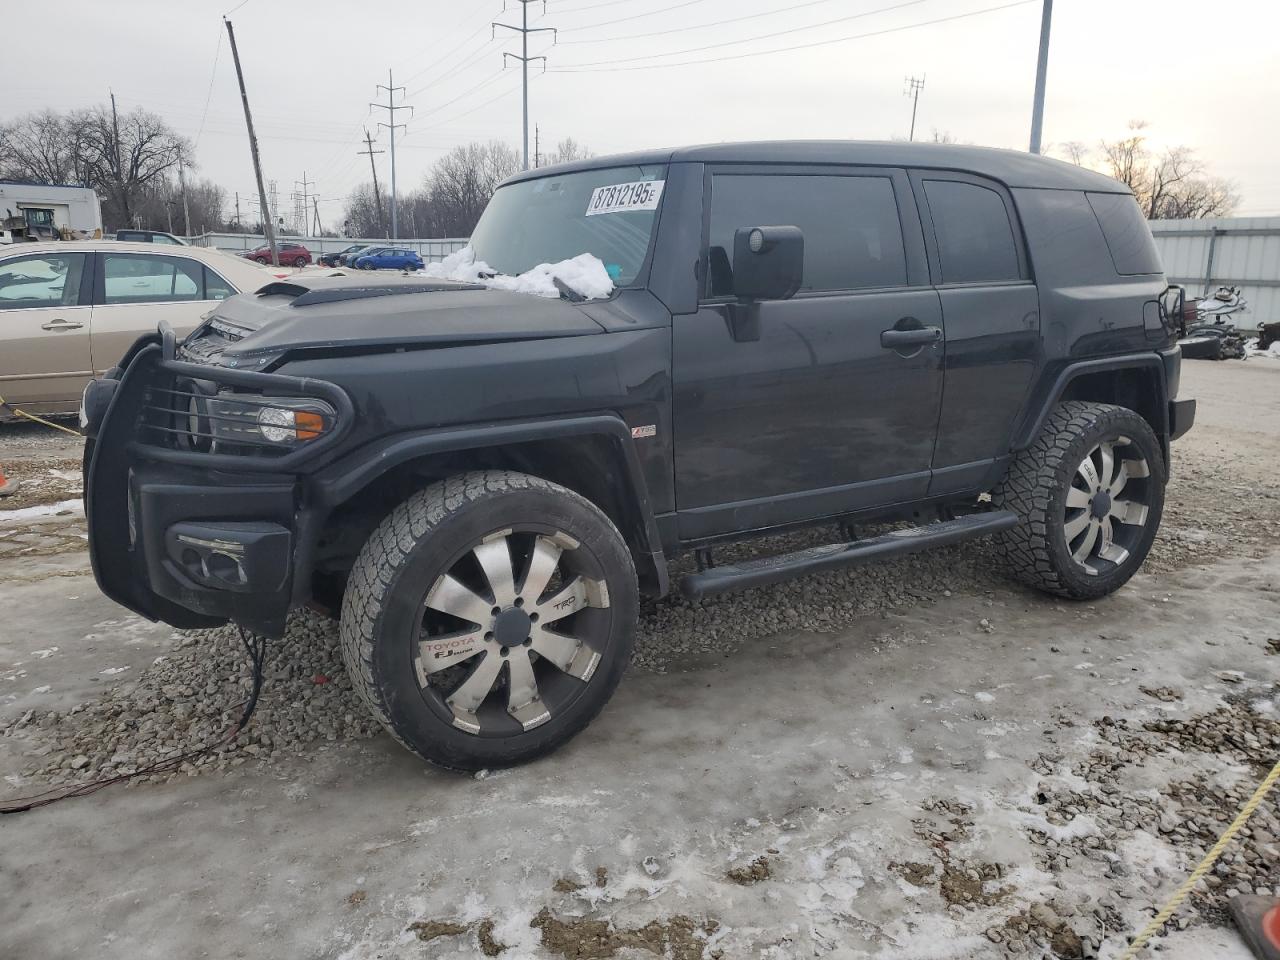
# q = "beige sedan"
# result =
<box><xmin>0</xmin><ymin>241</ymin><xmax>284</xmax><ymax>418</ymax></box>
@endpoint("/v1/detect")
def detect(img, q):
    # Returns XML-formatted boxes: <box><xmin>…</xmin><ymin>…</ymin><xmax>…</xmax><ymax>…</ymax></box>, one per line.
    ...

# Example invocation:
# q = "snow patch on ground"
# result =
<box><xmin>423</xmin><ymin>246</ymin><xmax>614</xmax><ymax>300</ymax></box>
<box><xmin>0</xmin><ymin>498</ymin><xmax>83</xmax><ymax>524</ymax></box>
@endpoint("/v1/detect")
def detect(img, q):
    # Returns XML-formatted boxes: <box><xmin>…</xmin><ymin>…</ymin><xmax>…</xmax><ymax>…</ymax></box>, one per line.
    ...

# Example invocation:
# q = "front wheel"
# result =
<box><xmin>340</xmin><ymin>470</ymin><xmax>638</xmax><ymax>771</ymax></box>
<box><xmin>992</xmin><ymin>401</ymin><xmax>1166</xmax><ymax>600</ymax></box>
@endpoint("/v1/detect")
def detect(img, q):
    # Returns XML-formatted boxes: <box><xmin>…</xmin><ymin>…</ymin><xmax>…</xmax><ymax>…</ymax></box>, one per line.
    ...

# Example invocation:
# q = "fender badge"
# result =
<box><xmin>631</xmin><ymin>424</ymin><xmax>656</xmax><ymax>439</ymax></box>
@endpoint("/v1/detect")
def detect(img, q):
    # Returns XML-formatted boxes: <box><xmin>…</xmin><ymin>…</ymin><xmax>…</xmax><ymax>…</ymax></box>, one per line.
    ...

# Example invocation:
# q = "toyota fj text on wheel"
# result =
<box><xmin>83</xmin><ymin>141</ymin><xmax>1196</xmax><ymax>770</ymax></box>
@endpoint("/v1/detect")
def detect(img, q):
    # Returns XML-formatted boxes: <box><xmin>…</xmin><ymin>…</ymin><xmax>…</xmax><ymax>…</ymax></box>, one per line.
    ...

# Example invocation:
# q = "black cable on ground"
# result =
<box><xmin>0</xmin><ymin>627</ymin><xmax>268</xmax><ymax>815</ymax></box>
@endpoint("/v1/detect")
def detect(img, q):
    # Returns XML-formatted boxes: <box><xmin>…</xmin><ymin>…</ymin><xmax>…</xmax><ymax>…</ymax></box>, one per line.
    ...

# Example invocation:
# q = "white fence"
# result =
<box><xmin>185</xmin><ymin>232</ymin><xmax>469</xmax><ymax>262</ymax></box>
<box><xmin>1150</xmin><ymin>217</ymin><xmax>1280</xmax><ymax>324</ymax></box>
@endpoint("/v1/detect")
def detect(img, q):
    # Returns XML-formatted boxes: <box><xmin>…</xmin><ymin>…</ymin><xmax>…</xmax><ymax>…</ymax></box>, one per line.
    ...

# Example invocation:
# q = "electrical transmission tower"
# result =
<box><xmin>370</xmin><ymin>71</ymin><xmax>413</xmax><ymax>239</ymax></box>
<box><xmin>904</xmin><ymin>75</ymin><xmax>925</xmax><ymax>142</ymax></box>
<box><xmin>357</xmin><ymin>129</ymin><xmax>387</xmax><ymax>238</ymax></box>
<box><xmin>294</xmin><ymin>171</ymin><xmax>315</xmax><ymax>237</ymax></box>
<box><xmin>493</xmin><ymin>0</ymin><xmax>556</xmax><ymax>171</ymax></box>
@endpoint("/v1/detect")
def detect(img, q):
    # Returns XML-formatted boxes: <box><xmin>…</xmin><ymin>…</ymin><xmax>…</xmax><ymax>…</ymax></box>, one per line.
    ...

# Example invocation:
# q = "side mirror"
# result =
<box><xmin>726</xmin><ymin>226</ymin><xmax>803</xmax><ymax>342</ymax></box>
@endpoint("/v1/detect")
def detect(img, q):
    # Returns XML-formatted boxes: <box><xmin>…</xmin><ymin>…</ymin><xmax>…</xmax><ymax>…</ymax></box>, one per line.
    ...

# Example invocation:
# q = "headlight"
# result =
<box><xmin>201</xmin><ymin>395</ymin><xmax>337</xmax><ymax>448</ymax></box>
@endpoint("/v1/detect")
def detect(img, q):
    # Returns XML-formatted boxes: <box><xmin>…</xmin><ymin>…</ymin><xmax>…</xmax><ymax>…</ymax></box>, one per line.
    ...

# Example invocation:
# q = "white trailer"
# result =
<box><xmin>0</xmin><ymin>181</ymin><xmax>103</xmax><ymax>244</ymax></box>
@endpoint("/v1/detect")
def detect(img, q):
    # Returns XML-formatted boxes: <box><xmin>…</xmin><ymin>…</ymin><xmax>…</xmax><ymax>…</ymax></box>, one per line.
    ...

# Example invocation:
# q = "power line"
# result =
<box><xmin>552</xmin><ymin>0</ymin><xmax>637</xmax><ymax>12</ymax></box>
<box><xmin>559</xmin><ymin>0</ymin><xmax>935</xmax><ymax>66</ymax></box>
<box><xmin>559</xmin><ymin>0</ymin><xmax>711</xmax><ymax>32</ymax></box>
<box><xmin>550</xmin><ymin>0</ymin><xmax>1037</xmax><ymax>72</ymax></box>
<box><xmin>192</xmin><ymin>27</ymin><xmax>224</xmax><ymax>150</ymax></box>
<box><xmin>558</xmin><ymin>0</ymin><xmax>844</xmax><ymax>43</ymax></box>
<box><xmin>401</xmin><ymin>7</ymin><xmax>505</xmax><ymax>93</ymax></box>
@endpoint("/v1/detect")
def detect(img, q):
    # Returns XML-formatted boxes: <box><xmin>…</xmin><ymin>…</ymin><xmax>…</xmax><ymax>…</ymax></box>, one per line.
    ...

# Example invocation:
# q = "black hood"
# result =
<box><xmin>184</xmin><ymin>274</ymin><xmax>606</xmax><ymax>367</ymax></box>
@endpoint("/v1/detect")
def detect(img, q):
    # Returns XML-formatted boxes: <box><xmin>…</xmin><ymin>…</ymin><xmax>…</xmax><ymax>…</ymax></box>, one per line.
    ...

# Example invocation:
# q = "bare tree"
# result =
<box><xmin>341</xmin><ymin>183</ymin><xmax>390</xmax><ymax>239</ymax></box>
<box><xmin>550</xmin><ymin>137</ymin><xmax>593</xmax><ymax>164</ymax></box>
<box><xmin>0</xmin><ymin>109</ymin><xmax>94</xmax><ymax>185</ymax></box>
<box><xmin>426</xmin><ymin>141</ymin><xmax>519</xmax><ymax>236</ymax></box>
<box><xmin>1063</xmin><ymin>121</ymin><xmax>1238</xmax><ymax>220</ymax></box>
<box><xmin>78</xmin><ymin>105</ymin><xmax>190</xmax><ymax>228</ymax></box>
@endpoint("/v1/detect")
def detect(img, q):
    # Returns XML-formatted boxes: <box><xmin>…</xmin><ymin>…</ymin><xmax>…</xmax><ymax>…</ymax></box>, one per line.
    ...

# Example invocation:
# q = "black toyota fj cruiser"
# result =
<box><xmin>82</xmin><ymin>142</ymin><xmax>1195</xmax><ymax>771</ymax></box>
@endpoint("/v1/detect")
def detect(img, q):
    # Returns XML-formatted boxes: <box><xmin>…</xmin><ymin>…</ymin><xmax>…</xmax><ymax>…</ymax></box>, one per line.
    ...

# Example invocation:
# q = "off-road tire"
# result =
<box><xmin>339</xmin><ymin>470</ymin><xmax>638</xmax><ymax>772</ymax></box>
<box><xmin>992</xmin><ymin>401</ymin><xmax>1166</xmax><ymax>600</ymax></box>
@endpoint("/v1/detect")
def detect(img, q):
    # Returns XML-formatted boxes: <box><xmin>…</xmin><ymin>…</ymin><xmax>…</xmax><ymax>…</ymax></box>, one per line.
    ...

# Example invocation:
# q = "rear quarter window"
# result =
<box><xmin>1086</xmin><ymin>192</ymin><xmax>1163</xmax><ymax>276</ymax></box>
<box><xmin>922</xmin><ymin>179</ymin><xmax>1024</xmax><ymax>284</ymax></box>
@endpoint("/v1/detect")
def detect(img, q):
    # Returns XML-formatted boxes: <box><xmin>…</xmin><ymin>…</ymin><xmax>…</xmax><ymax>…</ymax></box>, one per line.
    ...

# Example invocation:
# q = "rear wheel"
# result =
<box><xmin>294</xmin><ymin>256</ymin><xmax>307</xmax><ymax>268</ymax></box>
<box><xmin>340</xmin><ymin>470</ymin><xmax>638</xmax><ymax>771</ymax></box>
<box><xmin>993</xmin><ymin>401</ymin><xmax>1166</xmax><ymax>600</ymax></box>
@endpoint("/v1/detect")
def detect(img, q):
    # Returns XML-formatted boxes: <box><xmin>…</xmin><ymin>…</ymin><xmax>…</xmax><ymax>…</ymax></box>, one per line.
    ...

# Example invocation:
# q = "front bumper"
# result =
<box><xmin>84</xmin><ymin>325</ymin><xmax>350</xmax><ymax>636</ymax></box>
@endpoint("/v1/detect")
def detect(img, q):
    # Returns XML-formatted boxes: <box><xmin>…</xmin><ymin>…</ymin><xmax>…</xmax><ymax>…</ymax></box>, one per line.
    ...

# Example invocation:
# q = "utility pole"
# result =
<box><xmin>312</xmin><ymin>197</ymin><xmax>322</xmax><ymax>236</ymax></box>
<box><xmin>235</xmin><ymin>191</ymin><xmax>241</xmax><ymax>231</ymax></box>
<box><xmin>224</xmin><ymin>18</ymin><xmax>278</xmax><ymax>265</ymax></box>
<box><xmin>493</xmin><ymin>1</ymin><xmax>556</xmax><ymax>171</ymax></box>
<box><xmin>534</xmin><ymin>124</ymin><xmax>540</xmax><ymax>168</ymax></box>
<box><xmin>109</xmin><ymin>89</ymin><xmax>126</xmax><ymax>223</ymax></box>
<box><xmin>177</xmin><ymin>151</ymin><xmax>192</xmax><ymax>238</ymax></box>
<box><xmin>904</xmin><ymin>75</ymin><xmax>925</xmax><ymax>142</ymax></box>
<box><xmin>370</xmin><ymin>70</ymin><xmax>412</xmax><ymax>239</ymax></box>
<box><xmin>294</xmin><ymin>171</ymin><xmax>314</xmax><ymax>237</ymax></box>
<box><xmin>1028</xmin><ymin>0</ymin><xmax>1053</xmax><ymax>154</ymax></box>
<box><xmin>357</xmin><ymin>129</ymin><xmax>386</xmax><ymax>238</ymax></box>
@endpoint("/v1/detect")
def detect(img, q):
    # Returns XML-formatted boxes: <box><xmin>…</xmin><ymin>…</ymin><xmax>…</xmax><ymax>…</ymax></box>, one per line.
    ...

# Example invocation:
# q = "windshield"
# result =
<box><xmin>469</xmin><ymin>163</ymin><xmax>666</xmax><ymax>287</ymax></box>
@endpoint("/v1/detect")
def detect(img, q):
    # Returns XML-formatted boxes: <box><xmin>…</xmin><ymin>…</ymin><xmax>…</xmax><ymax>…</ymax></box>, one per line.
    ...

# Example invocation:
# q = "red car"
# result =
<box><xmin>241</xmin><ymin>242</ymin><xmax>312</xmax><ymax>267</ymax></box>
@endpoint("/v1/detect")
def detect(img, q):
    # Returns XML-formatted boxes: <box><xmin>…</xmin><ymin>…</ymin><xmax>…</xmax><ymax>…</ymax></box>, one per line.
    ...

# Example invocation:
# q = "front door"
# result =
<box><xmin>0</xmin><ymin>251</ymin><xmax>94</xmax><ymax>413</ymax></box>
<box><xmin>673</xmin><ymin>167</ymin><xmax>943</xmax><ymax>541</ymax></box>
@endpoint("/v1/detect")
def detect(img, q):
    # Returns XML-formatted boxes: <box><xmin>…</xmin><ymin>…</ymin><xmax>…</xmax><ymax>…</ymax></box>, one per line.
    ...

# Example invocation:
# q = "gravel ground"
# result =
<box><xmin>2</xmin><ymin>360</ymin><xmax>1279</xmax><ymax>959</ymax></box>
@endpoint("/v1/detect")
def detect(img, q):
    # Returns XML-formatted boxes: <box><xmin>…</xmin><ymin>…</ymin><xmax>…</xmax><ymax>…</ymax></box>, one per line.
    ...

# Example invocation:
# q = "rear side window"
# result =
<box><xmin>707</xmin><ymin>173</ymin><xmax>907</xmax><ymax>296</ymax></box>
<box><xmin>1086</xmin><ymin>192</ymin><xmax>1162</xmax><ymax>276</ymax></box>
<box><xmin>923</xmin><ymin>179</ymin><xmax>1023</xmax><ymax>284</ymax></box>
<box><xmin>102</xmin><ymin>253</ymin><xmax>203</xmax><ymax>304</ymax></box>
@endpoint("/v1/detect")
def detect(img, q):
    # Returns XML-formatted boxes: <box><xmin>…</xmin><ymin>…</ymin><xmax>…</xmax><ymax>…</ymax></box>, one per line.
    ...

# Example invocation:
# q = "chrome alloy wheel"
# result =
<box><xmin>415</xmin><ymin>529</ymin><xmax>611</xmax><ymax>735</ymax></box>
<box><xmin>1063</xmin><ymin>436</ymin><xmax>1152</xmax><ymax>575</ymax></box>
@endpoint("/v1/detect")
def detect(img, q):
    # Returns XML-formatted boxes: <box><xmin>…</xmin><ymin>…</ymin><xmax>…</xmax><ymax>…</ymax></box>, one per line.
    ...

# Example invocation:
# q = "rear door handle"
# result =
<box><xmin>41</xmin><ymin>319</ymin><xmax>85</xmax><ymax>331</ymax></box>
<box><xmin>880</xmin><ymin>326</ymin><xmax>941</xmax><ymax>348</ymax></box>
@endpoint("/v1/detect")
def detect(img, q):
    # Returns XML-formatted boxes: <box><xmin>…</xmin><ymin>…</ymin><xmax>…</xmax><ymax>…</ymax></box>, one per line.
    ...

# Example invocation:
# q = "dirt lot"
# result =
<box><xmin>2</xmin><ymin>360</ymin><xmax>1278</xmax><ymax>960</ymax></box>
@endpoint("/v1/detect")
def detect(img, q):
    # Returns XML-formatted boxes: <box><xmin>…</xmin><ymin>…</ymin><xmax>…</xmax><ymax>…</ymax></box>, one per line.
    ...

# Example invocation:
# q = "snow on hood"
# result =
<box><xmin>422</xmin><ymin>246</ymin><xmax>614</xmax><ymax>301</ymax></box>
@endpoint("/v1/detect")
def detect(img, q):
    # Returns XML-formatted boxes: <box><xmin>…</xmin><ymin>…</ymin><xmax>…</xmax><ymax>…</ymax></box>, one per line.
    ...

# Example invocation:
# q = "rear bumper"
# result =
<box><xmin>84</xmin><ymin>327</ymin><xmax>348</xmax><ymax>637</ymax></box>
<box><xmin>1169</xmin><ymin>398</ymin><xmax>1196</xmax><ymax>442</ymax></box>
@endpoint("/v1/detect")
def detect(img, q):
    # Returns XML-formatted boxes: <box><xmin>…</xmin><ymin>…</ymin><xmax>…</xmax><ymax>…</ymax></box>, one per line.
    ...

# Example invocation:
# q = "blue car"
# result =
<box><xmin>354</xmin><ymin>247</ymin><xmax>424</xmax><ymax>271</ymax></box>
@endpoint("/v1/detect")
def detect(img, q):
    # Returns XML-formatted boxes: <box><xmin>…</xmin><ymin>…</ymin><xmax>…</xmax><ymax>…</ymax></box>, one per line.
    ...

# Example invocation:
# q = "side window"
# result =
<box><xmin>102</xmin><ymin>253</ymin><xmax>204</xmax><ymax>305</ymax></box>
<box><xmin>154</xmin><ymin>235</ymin><xmax>181</xmax><ymax>245</ymax></box>
<box><xmin>1086</xmin><ymin>192</ymin><xmax>1162</xmax><ymax>276</ymax></box>
<box><xmin>923</xmin><ymin>179</ymin><xmax>1023</xmax><ymax>284</ymax></box>
<box><xmin>204</xmin><ymin>266</ymin><xmax>235</xmax><ymax>300</ymax></box>
<box><xmin>706</xmin><ymin>173</ymin><xmax>908</xmax><ymax>297</ymax></box>
<box><xmin>0</xmin><ymin>253</ymin><xmax>87</xmax><ymax>310</ymax></box>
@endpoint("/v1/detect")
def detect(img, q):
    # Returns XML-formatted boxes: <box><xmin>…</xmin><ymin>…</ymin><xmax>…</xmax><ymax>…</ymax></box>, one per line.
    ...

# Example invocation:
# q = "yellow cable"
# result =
<box><xmin>0</xmin><ymin>395</ymin><xmax>84</xmax><ymax>438</ymax></box>
<box><xmin>1118</xmin><ymin>755</ymin><xmax>1280</xmax><ymax>959</ymax></box>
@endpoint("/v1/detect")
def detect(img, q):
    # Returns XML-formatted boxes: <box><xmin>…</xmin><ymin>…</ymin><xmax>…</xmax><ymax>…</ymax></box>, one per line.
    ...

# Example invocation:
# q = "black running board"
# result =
<box><xmin>679</xmin><ymin>510</ymin><xmax>1019</xmax><ymax>602</ymax></box>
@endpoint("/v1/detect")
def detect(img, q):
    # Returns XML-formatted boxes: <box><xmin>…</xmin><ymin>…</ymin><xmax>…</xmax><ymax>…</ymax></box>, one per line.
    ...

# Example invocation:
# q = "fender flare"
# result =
<box><xmin>1010</xmin><ymin>353</ymin><xmax>1169</xmax><ymax>452</ymax></box>
<box><xmin>305</xmin><ymin>414</ymin><xmax>669</xmax><ymax>595</ymax></box>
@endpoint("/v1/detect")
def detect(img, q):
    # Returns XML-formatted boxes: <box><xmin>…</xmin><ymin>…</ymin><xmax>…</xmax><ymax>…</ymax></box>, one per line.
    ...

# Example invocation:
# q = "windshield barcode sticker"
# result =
<box><xmin>585</xmin><ymin>180</ymin><xmax>665</xmax><ymax>216</ymax></box>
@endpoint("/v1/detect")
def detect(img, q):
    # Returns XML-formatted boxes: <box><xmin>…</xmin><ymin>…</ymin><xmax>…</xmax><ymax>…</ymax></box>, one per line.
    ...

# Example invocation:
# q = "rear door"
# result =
<box><xmin>909</xmin><ymin>172</ymin><xmax>1040</xmax><ymax>493</ymax></box>
<box><xmin>91</xmin><ymin>250</ymin><xmax>215</xmax><ymax>374</ymax></box>
<box><xmin>672</xmin><ymin>165</ymin><xmax>943</xmax><ymax>540</ymax></box>
<box><xmin>0</xmin><ymin>251</ymin><xmax>94</xmax><ymax>411</ymax></box>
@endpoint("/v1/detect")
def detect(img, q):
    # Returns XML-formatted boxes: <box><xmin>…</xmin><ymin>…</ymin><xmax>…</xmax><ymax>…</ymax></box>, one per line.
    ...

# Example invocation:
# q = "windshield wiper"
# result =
<box><xmin>553</xmin><ymin>276</ymin><xmax>587</xmax><ymax>303</ymax></box>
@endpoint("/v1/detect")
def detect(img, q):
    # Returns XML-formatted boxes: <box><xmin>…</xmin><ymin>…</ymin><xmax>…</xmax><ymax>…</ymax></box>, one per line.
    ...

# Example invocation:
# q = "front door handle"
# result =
<box><xmin>41</xmin><ymin>318</ymin><xmax>85</xmax><ymax>332</ymax></box>
<box><xmin>880</xmin><ymin>326</ymin><xmax>941</xmax><ymax>349</ymax></box>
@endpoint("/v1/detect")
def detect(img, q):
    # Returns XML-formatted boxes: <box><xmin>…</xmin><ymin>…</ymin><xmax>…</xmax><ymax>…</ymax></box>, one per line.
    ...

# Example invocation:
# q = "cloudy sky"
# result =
<box><xmin>6</xmin><ymin>0</ymin><xmax>1278</xmax><ymax>225</ymax></box>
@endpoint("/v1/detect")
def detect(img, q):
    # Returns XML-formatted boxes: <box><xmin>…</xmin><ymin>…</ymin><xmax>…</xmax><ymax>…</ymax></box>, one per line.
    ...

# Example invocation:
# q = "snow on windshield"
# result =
<box><xmin>423</xmin><ymin>246</ymin><xmax>614</xmax><ymax>301</ymax></box>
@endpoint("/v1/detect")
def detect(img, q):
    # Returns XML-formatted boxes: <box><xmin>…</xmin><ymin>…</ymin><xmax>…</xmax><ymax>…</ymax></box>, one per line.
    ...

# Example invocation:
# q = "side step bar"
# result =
<box><xmin>679</xmin><ymin>510</ymin><xmax>1019</xmax><ymax>602</ymax></box>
